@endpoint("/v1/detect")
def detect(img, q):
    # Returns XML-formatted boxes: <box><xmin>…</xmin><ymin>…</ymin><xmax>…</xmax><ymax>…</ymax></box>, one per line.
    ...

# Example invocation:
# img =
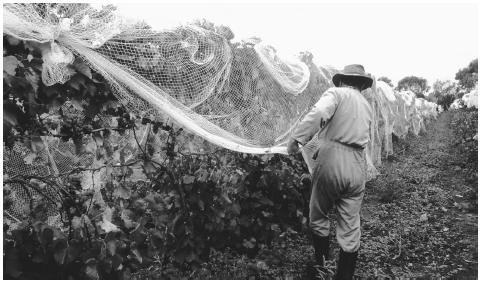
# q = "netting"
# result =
<box><xmin>4</xmin><ymin>3</ymin><xmax>320</xmax><ymax>154</ymax></box>
<box><xmin>3</xmin><ymin>100</ymin><xmax>152</xmax><ymax>225</ymax></box>
<box><xmin>450</xmin><ymin>86</ymin><xmax>478</xmax><ymax>110</ymax></box>
<box><xmin>462</xmin><ymin>87</ymin><xmax>478</xmax><ymax>109</ymax></box>
<box><xmin>3</xmin><ymin>3</ymin><xmax>439</xmax><ymax>153</ymax></box>
<box><xmin>3</xmin><ymin>3</ymin><xmax>440</xmax><ymax>224</ymax></box>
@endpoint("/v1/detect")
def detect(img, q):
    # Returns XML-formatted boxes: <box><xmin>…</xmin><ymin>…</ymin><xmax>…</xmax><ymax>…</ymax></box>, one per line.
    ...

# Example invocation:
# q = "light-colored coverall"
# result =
<box><xmin>292</xmin><ymin>86</ymin><xmax>372</xmax><ymax>253</ymax></box>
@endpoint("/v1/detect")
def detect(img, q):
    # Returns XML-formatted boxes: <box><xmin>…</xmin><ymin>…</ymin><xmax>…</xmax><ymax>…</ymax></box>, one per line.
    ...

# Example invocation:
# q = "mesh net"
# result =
<box><xmin>462</xmin><ymin>87</ymin><xmax>478</xmax><ymax>109</ymax></box>
<box><xmin>3</xmin><ymin>3</ymin><xmax>440</xmax><ymax>225</ymax></box>
<box><xmin>4</xmin><ymin>3</ymin><xmax>321</xmax><ymax>154</ymax></box>
<box><xmin>3</xmin><ymin>100</ymin><xmax>151</xmax><ymax>225</ymax></box>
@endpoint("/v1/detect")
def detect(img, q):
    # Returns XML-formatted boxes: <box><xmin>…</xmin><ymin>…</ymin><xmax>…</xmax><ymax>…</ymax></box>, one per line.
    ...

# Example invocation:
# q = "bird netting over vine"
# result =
<box><xmin>3</xmin><ymin>2</ymin><xmax>441</xmax><ymax>169</ymax></box>
<box><xmin>3</xmin><ymin>3</ymin><xmax>441</xmax><ymax>228</ymax></box>
<box><xmin>4</xmin><ymin>3</ymin><xmax>320</xmax><ymax>154</ymax></box>
<box><xmin>451</xmin><ymin>87</ymin><xmax>478</xmax><ymax>109</ymax></box>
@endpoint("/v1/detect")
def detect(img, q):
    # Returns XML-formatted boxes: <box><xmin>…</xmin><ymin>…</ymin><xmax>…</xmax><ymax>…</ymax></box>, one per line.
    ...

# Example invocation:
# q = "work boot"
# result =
<box><xmin>334</xmin><ymin>250</ymin><xmax>358</xmax><ymax>280</ymax></box>
<box><xmin>307</xmin><ymin>234</ymin><xmax>334</xmax><ymax>279</ymax></box>
<box><xmin>312</xmin><ymin>233</ymin><xmax>330</xmax><ymax>265</ymax></box>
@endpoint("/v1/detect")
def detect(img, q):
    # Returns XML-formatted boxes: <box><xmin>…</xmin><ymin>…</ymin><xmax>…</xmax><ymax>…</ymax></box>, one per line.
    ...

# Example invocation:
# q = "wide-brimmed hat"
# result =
<box><xmin>332</xmin><ymin>64</ymin><xmax>373</xmax><ymax>91</ymax></box>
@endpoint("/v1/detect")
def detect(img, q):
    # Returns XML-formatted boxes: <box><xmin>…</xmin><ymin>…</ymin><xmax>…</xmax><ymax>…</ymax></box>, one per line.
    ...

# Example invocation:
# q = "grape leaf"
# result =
<box><xmin>131</xmin><ymin>248</ymin><xmax>143</xmax><ymax>263</ymax></box>
<box><xmin>231</xmin><ymin>203</ymin><xmax>241</xmax><ymax>215</ymax></box>
<box><xmin>4</xmin><ymin>247</ymin><xmax>23</xmax><ymax>278</ymax></box>
<box><xmin>66</xmin><ymin>239</ymin><xmax>82</xmax><ymax>264</ymax></box>
<box><xmin>30</xmin><ymin>136</ymin><xmax>44</xmax><ymax>153</ymax></box>
<box><xmin>84</xmin><ymin>259</ymin><xmax>99</xmax><ymax>279</ymax></box>
<box><xmin>100</xmin><ymin>217</ymin><xmax>119</xmax><ymax>233</ymax></box>
<box><xmin>53</xmin><ymin>239</ymin><xmax>68</xmax><ymax>265</ymax></box>
<box><xmin>100</xmin><ymin>206</ymin><xmax>119</xmax><ymax>233</ymax></box>
<box><xmin>25</xmin><ymin>69</ymin><xmax>39</xmax><ymax>94</ymax></box>
<box><xmin>39</xmin><ymin>227</ymin><xmax>54</xmax><ymax>246</ymax></box>
<box><xmin>4</xmin><ymin>55</ymin><xmax>21</xmax><ymax>76</ymax></box>
<box><xmin>112</xmin><ymin>254</ymin><xmax>123</xmax><ymax>270</ymax></box>
<box><xmin>221</xmin><ymin>191</ymin><xmax>232</xmax><ymax>204</ymax></box>
<box><xmin>68</xmin><ymin>74</ymin><xmax>85</xmax><ymax>91</ymax></box>
<box><xmin>3</xmin><ymin>103</ymin><xmax>24</xmax><ymax>127</ymax></box>
<box><xmin>182</xmin><ymin>175</ymin><xmax>195</xmax><ymax>184</ymax></box>
<box><xmin>106</xmin><ymin>238</ymin><xmax>117</xmax><ymax>256</ymax></box>
<box><xmin>71</xmin><ymin>216</ymin><xmax>83</xmax><ymax>230</ymax></box>
<box><xmin>142</xmin><ymin>160</ymin><xmax>157</xmax><ymax>175</ymax></box>
<box><xmin>113</xmin><ymin>185</ymin><xmax>131</xmax><ymax>200</ymax></box>
<box><xmin>120</xmin><ymin>208</ymin><xmax>136</xmax><ymax>229</ymax></box>
<box><xmin>7</xmin><ymin>36</ymin><xmax>20</xmax><ymax>46</ymax></box>
<box><xmin>83</xmin><ymin>139</ymin><xmax>97</xmax><ymax>154</ymax></box>
<box><xmin>130</xmin><ymin>167</ymin><xmax>148</xmax><ymax>181</ymax></box>
<box><xmin>194</xmin><ymin>168</ymin><xmax>209</xmax><ymax>183</ymax></box>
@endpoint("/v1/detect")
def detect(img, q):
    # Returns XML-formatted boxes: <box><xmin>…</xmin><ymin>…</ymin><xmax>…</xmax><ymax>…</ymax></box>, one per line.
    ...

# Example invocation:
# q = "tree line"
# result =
<box><xmin>377</xmin><ymin>58</ymin><xmax>478</xmax><ymax>110</ymax></box>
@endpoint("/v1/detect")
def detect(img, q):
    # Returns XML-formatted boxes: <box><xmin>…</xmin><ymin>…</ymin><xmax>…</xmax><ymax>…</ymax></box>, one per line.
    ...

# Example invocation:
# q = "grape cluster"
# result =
<box><xmin>59</xmin><ymin>116</ymin><xmax>83</xmax><ymax>142</ymax></box>
<box><xmin>141</xmin><ymin>117</ymin><xmax>172</xmax><ymax>134</ymax></box>
<box><xmin>105</xmin><ymin>106</ymin><xmax>136</xmax><ymax>135</ymax></box>
<box><xmin>116</xmin><ymin>113</ymin><xmax>135</xmax><ymax>135</ymax></box>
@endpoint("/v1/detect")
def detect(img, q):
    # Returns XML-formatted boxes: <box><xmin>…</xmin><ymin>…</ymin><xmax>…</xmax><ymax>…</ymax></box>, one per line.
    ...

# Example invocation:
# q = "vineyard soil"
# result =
<box><xmin>135</xmin><ymin>111</ymin><xmax>477</xmax><ymax>279</ymax></box>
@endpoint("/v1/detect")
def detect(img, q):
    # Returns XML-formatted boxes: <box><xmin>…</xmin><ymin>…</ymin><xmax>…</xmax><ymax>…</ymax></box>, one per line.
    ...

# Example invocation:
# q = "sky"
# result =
<box><xmin>111</xmin><ymin>1</ymin><xmax>478</xmax><ymax>86</ymax></box>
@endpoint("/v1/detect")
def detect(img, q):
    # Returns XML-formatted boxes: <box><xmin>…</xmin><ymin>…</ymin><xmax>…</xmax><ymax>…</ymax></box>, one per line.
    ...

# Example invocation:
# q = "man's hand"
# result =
<box><xmin>287</xmin><ymin>138</ymin><xmax>300</xmax><ymax>155</ymax></box>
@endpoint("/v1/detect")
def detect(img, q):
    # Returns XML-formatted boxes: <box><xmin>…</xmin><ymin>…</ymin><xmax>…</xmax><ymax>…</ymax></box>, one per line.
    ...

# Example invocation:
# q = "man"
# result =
<box><xmin>287</xmin><ymin>64</ymin><xmax>373</xmax><ymax>280</ymax></box>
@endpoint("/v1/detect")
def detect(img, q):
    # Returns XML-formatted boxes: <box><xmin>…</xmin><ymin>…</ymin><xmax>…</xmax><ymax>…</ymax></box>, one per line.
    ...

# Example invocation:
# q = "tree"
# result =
<box><xmin>396</xmin><ymin>76</ymin><xmax>430</xmax><ymax>98</ymax></box>
<box><xmin>430</xmin><ymin>79</ymin><xmax>458</xmax><ymax>110</ymax></box>
<box><xmin>455</xmin><ymin>58</ymin><xmax>478</xmax><ymax>90</ymax></box>
<box><xmin>377</xmin><ymin>76</ymin><xmax>393</xmax><ymax>87</ymax></box>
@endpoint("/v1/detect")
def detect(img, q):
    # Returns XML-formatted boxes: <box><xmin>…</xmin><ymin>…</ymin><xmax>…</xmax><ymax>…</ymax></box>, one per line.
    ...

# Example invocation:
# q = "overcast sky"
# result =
<box><xmin>112</xmin><ymin>1</ymin><xmax>478</xmax><ymax>86</ymax></box>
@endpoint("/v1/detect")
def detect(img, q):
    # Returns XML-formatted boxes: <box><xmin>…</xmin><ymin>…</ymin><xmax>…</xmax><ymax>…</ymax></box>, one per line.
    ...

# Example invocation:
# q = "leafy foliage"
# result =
<box><xmin>430</xmin><ymin>80</ymin><xmax>458</xmax><ymax>110</ymax></box>
<box><xmin>396</xmin><ymin>76</ymin><xmax>430</xmax><ymax>98</ymax></box>
<box><xmin>450</xmin><ymin>108</ymin><xmax>478</xmax><ymax>184</ymax></box>
<box><xmin>3</xmin><ymin>34</ymin><xmax>312</xmax><ymax>279</ymax></box>
<box><xmin>153</xmin><ymin>111</ymin><xmax>477</xmax><ymax>280</ymax></box>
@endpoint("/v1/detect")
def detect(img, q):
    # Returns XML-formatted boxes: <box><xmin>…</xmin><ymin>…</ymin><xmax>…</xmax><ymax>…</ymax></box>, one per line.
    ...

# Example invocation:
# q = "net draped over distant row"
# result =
<box><xmin>451</xmin><ymin>87</ymin><xmax>478</xmax><ymax>109</ymax></box>
<box><xmin>301</xmin><ymin>80</ymin><xmax>439</xmax><ymax>177</ymax></box>
<box><xmin>4</xmin><ymin>3</ymin><xmax>440</xmax><ymax>225</ymax></box>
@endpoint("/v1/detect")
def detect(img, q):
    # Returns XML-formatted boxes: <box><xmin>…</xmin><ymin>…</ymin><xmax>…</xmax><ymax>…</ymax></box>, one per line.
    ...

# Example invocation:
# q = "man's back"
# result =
<box><xmin>320</xmin><ymin>87</ymin><xmax>372</xmax><ymax>148</ymax></box>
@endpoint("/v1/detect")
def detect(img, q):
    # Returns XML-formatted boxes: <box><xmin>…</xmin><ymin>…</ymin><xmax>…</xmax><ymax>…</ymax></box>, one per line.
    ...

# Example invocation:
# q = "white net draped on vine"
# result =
<box><xmin>3</xmin><ymin>3</ymin><xmax>440</xmax><ymax>170</ymax></box>
<box><xmin>4</xmin><ymin>3</ymin><xmax>441</xmax><ymax>224</ymax></box>
<box><xmin>4</xmin><ymin>3</ymin><xmax>321</xmax><ymax>154</ymax></box>
<box><xmin>461</xmin><ymin>87</ymin><xmax>478</xmax><ymax>109</ymax></box>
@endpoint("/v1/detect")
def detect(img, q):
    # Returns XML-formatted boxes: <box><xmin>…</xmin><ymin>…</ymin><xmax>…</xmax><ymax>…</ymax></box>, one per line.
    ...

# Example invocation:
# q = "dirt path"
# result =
<box><xmin>356</xmin><ymin>111</ymin><xmax>478</xmax><ymax>279</ymax></box>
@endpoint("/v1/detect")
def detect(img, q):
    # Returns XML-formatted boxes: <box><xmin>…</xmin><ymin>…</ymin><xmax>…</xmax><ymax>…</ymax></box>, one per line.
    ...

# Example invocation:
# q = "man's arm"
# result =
<box><xmin>289</xmin><ymin>88</ymin><xmax>340</xmax><ymax>149</ymax></box>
